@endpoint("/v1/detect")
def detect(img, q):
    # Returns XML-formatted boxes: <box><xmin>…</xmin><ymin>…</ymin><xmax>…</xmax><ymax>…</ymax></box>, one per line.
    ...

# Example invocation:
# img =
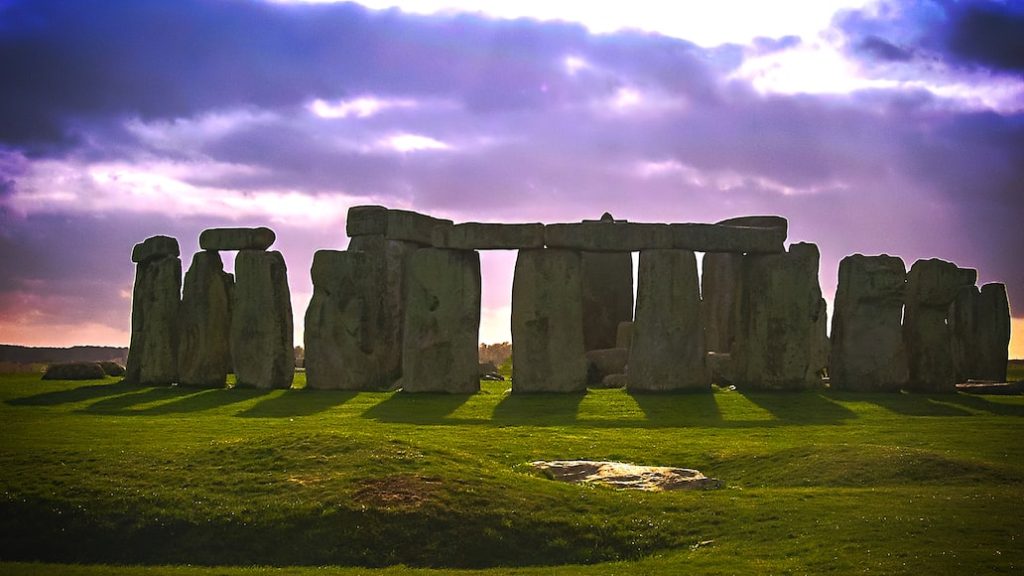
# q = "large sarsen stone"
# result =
<box><xmin>178</xmin><ymin>251</ymin><xmax>233</xmax><ymax>388</ymax></box>
<box><xmin>125</xmin><ymin>248</ymin><xmax>181</xmax><ymax>386</ymax></box>
<box><xmin>231</xmin><ymin>250</ymin><xmax>294</xmax><ymax>389</ymax></box>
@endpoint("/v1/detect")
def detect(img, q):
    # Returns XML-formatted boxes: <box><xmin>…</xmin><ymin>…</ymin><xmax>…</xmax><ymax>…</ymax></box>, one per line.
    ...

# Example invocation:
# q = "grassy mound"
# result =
<box><xmin>1</xmin><ymin>372</ymin><xmax>1023</xmax><ymax>574</ymax></box>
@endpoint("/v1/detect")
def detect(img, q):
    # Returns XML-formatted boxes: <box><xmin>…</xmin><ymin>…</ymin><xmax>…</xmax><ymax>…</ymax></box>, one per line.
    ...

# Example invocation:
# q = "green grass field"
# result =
<box><xmin>2</xmin><ymin>370</ymin><xmax>1022</xmax><ymax>575</ymax></box>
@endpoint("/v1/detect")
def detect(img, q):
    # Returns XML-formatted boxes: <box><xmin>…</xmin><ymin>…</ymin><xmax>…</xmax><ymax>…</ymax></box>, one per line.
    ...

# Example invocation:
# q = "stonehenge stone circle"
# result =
<box><xmin>432</xmin><ymin>222</ymin><xmax>545</xmax><ymax>250</ymax></box>
<box><xmin>401</xmin><ymin>248</ymin><xmax>481</xmax><ymax>393</ymax></box>
<box><xmin>511</xmin><ymin>249</ymin><xmax>588</xmax><ymax>393</ymax></box>
<box><xmin>829</xmin><ymin>254</ymin><xmax>908</xmax><ymax>392</ymax></box>
<box><xmin>903</xmin><ymin>259</ymin><xmax>977</xmax><ymax>392</ymax></box>
<box><xmin>732</xmin><ymin>242</ymin><xmax>829</xmax><ymax>390</ymax></box>
<box><xmin>627</xmin><ymin>249</ymin><xmax>709</xmax><ymax>392</ymax></box>
<box><xmin>125</xmin><ymin>237</ymin><xmax>181</xmax><ymax>386</ymax></box>
<box><xmin>347</xmin><ymin>205</ymin><xmax>453</xmax><ymax>244</ymax></box>
<box><xmin>199</xmin><ymin>227</ymin><xmax>276</xmax><ymax>251</ymax></box>
<box><xmin>178</xmin><ymin>251</ymin><xmax>233</xmax><ymax>388</ymax></box>
<box><xmin>951</xmin><ymin>282</ymin><xmax>1011</xmax><ymax>383</ymax></box>
<box><xmin>230</xmin><ymin>250</ymin><xmax>294</xmax><ymax>389</ymax></box>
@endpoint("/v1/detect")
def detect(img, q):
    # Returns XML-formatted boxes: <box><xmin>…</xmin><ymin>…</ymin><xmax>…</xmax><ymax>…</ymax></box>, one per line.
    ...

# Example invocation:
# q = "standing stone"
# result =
<box><xmin>829</xmin><ymin>254</ymin><xmax>908</xmax><ymax>392</ymax></box>
<box><xmin>347</xmin><ymin>234</ymin><xmax>421</xmax><ymax>386</ymax></box>
<box><xmin>512</xmin><ymin>249</ymin><xmax>588</xmax><ymax>393</ymax></box>
<box><xmin>125</xmin><ymin>243</ymin><xmax>182</xmax><ymax>386</ymax></box>
<box><xmin>627</xmin><ymin>249</ymin><xmax>708</xmax><ymax>392</ymax></box>
<box><xmin>732</xmin><ymin>243</ymin><xmax>828</xmax><ymax>390</ymax></box>
<box><xmin>177</xmin><ymin>251</ymin><xmax>233</xmax><ymax>388</ymax></box>
<box><xmin>615</xmin><ymin>321</ymin><xmax>633</xmax><ymax>349</ymax></box>
<box><xmin>903</xmin><ymin>258</ymin><xmax>977</xmax><ymax>392</ymax></box>
<box><xmin>231</xmin><ymin>250</ymin><xmax>294</xmax><ymax>389</ymax></box>
<box><xmin>305</xmin><ymin>250</ymin><xmax>387</xmax><ymax>390</ymax></box>
<box><xmin>701</xmin><ymin>216</ymin><xmax>788</xmax><ymax>354</ymax></box>
<box><xmin>581</xmin><ymin>251</ymin><xmax>633</xmax><ymax>351</ymax></box>
<box><xmin>951</xmin><ymin>282</ymin><xmax>1011</xmax><ymax>382</ymax></box>
<box><xmin>401</xmin><ymin>248</ymin><xmax>481</xmax><ymax>393</ymax></box>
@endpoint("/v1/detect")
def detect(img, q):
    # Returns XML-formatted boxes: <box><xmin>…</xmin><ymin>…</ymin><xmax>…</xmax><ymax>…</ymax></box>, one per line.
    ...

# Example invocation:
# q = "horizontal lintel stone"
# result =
<box><xmin>131</xmin><ymin>235</ymin><xmax>180</xmax><ymax>263</ymax></box>
<box><xmin>199</xmin><ymin>227</ymin><xmax>276</xmax><ymax>251</ymax></box>
<box><xmin>432</xmin><ymin>222</ymin><xmax>545</xmax><ymax>250</ymax></box>
<box><xmin>346</xmin><ymin>205</ymin><xmax>454</xmax><ymax>245</ymax></box>
<box><xmin>670</xmin><ymin>223</ymin><xmax>785</xmax><ymax>253</ymax></box>
<box><xmin>544</xmin><ymin>222</ymin><xmax>672</xmax><ymax>252</ymax></box>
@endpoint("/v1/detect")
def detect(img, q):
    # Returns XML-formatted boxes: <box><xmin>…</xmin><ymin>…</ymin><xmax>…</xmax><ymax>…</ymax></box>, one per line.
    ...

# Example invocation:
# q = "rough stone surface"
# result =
<box><xmin>903</xmin><ymin>259</ymin><xmax>977</xmax><ymax>392</ymax></box>
<box><xmin>627</xmin><ymin>249</ymin><xmax>709</xmax><ymax>392</ymax></box>
<box><xmin>615</xmin><ymin>321</ymin><xmax>633</xmax><ymax>349</ymax></box>
<box><xmin>511</xmin><ymin>249</ymin><xmax>588</xmax><ymax>393</ymax></box>
<box><xmin>951</xmin><ymin>283</ymin><xmax>1011</xmax><ymax>383</ymax></box>
<box><xmin>199</xmin><ymin>227</ymin><xmax>275</xmax><ymax>251</ymax></box>
<box><xmin>347</xmin><ymin>234</ymin><xmax>420</xmax><ymax>386</ymax></box>
<box><xmin>600</xmin><ymin>373</ymin><xmax>629</xmax><ymax>388</ymax></box>
<box><xmin>304</xmin><ymin>250</ymin><xmax>388</xmax><ymax>390</ymax></box>
<box><xmin>98</xmin><ymin>361</ymin><xmax>126</xmax><ymax>377</ymax></box>
<box><xmin>231</xmin><ymin>250</ymin><xmax>294</xmax><ymax>389</ymax></box>
<box><xmin>42</xmin><ymin>362</ymin><xmax>107</xmax><ymax>380</ymax></box>
<box><xmin>829</xmin><ymin>254</ymin><xmax>908</xmax><ymax>392</ymax></box>
<box><xmin>706</xmin><ymin>352</ymin><xmax>734</xmax><ymax>385</ymax></box>
<box><xmin>530</xmin><ymin>461</ymin><xmax>722</xmax><ymax>491</ymax></box>
<box><xmin>544</xmin><ymin>222</ymin><xmax>672</xmax><ymax>251</ymax></box>
<box><xmin>401</xmin><ymin>249</ymin><xmax>481</xmax><ymax>393</ymax></box>
<box><xmin>669</xmin><ymin>223</ymin><xmax>785</xmax><ymax>253</ymax></box>
<box><xmin>716</xmin><ymin>215</ymin><xmax>788</xmax><ymax>237</ymax></box>
<box><xmin>346</xmin><ymin>205</ymin><xmax>454</xmax><ymax>245</ymax></box>
<box><xmin>701</xmin><ymin>253</ymin><xmax>743</xmax><ymax>353</ymax></box>
<box><xmin>732</xmin><ymin>243</ymin><xmax>828</xmax><ymax>390</ymax></box>
<box><xmin>125</xmin><ymin>254</ymin><xmax>181</xmax><ymax>386</ymax></box>
<box><xmin>581</xmin><ymin>251</ymin><xmax>633</xmax><ymax>351</ymax></box>
<box><xmin>432</xmin><ymin>222</ymin><xmax>545</xmax><ymax>250</ymax></box>
<box><xmin>585</xmin><ymin>347</ymin><xmax>628</xmax><ymax>385</ymax></box>
<box><xmin>131</xmin><ymin>235</ymin><xmax>179</xmax><ymax>264</ymax></box>
<box><xmin>178</xmin><ymin>251</ymin><xmax>233</xmax><ymax>388</ymax></box>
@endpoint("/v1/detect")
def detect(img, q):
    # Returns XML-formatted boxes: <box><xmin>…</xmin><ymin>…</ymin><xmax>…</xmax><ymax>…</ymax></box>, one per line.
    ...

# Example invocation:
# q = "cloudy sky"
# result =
<box><xmin>1</xmin><ymin>0</ymin><xmax>1022</xmax><ymax>357</ymax></box>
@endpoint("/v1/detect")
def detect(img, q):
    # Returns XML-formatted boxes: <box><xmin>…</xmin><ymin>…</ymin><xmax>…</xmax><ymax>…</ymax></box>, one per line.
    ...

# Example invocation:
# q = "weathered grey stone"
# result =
<box><xmin>627</xmin><ymin>249</ymin><xmax>709</xmax><ymax>392</ymax></box>
<box><xmin>304</xmin><ymin>250</ymin><xmax>388</xmax><ymax>390</ymax></box>
<box><xmin>131</xmin><ymin>235</ymin><xmax>179</xmax><ymax>264</ymax></box>
<box><xmin>432</xmin><ymin>222</ymin><xmax>545</xmax><ymax>250</ymax></box>
<box><xmin>600</xmin><ymin>374</ymin><xmax>629</xmax><ymax>388</ymax></box>
<box><xmin>99</xmin><ymin>361</ymin><xmax>126</xmax><ymax>377</ymax></box>
<box><xmin>701</xmin><ymin>253</ymin><xmax>743</xmax><ymax>353</ymax></box>
<box><xmin>732</xmin><ymin>243</ymin><xmax>828</xmax><ymax>390</ymax></box>
<box><xmin>615</xmin><ymin>321</ymin><xmax>633</xmax><ymax>349</ymax></box>
<box><xmin>716</xmin><ymin>215</ymin><xmax>788</xmax><ymax>237</ymax></box>
<box><xmin>125</xmin><ymin>253</ymin><xmax>181</xmax><ymax>385</ymax></box>
<box><xmin>829</xmin><ymin>254</ymin><xmax>908</xmax><ymax>392</ymax></box>
<box><xmin>347</xmin><ymin>234</ymin><xmax>420</xmax><ymax>386</ymax></box>
<box><xmin>230</xmin><ymin>250</ymin><xmax>294</xmax><ymax>389</ymax></box>
<box><xmin>904</xmin><ymin>259</ymin><xmax>976</xmax><ymax>392</ymax></box>
<box><xmin>42</xmin><ymin>362</ymin><xmax>107</xmax><ymax>380</ymax></box>
<box><xmin>511</xmin><ymin>249</ymin><xmax>588</xmax><ymax>393</ymax></box>
<box><xmin>178</xmin><ymin>251</ymin><xmax>233</xmax><ymax>388</ymax></box>
<box><xmin>401</xmin><ymin>248</ymin><xmax>481</xmax><ymax>393</ymax></box>
<box><xmin>585</xmin><ymin>347</ymin><xmax>628</xmax><ymax>385</ymax></box>
<box><xmin>951</xmin><ymin>283</ymin><xmax>1011</xmax><ymax>383</ymax></box>
<box><xmin>544</xmin><ymin>222</ymin><xmax>672</xmax><ymax>251</ymax></box>
<box><xmin>669</xmin><ymin>223</ymin><xmax>785</xmax><ymax>253</ymax></box>
<box><xmin>581</xmin><ymin>251</ymin><xmax>633</xmax><ymax>351</ymax></box>
<box><xmin>346</xmin><ymin>205</ymin><xmax>454</xmax><ymax>245</ymax></box>
<box><xmin>706</xmin><ymin>352</ymin><xmax>734</xmax><ymax>385</ymax></box>
<box><xmin>199</xmin><ymin>227</ymin><xmax>275</xmax><ymax>251</ymax></box>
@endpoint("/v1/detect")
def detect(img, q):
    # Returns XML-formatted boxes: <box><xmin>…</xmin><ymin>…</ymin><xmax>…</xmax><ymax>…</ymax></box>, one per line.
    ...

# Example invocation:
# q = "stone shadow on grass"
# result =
<box><xmin>628</xmin><ymin>390</ymin><xmax>723</xmax><ymax>427</ymax></box>
<box><xmin>236</xmin><ymin>389</ymin><xmax>357</xmax><ymax>418</ymax></box>
<box><xmin>361</xmin><ymin>391</ymin><xmax>473</xmax><ymax>424</ymax></box>
<box><xmin>138</xmin><ymin>387</ymin><xmax>269</xmax><ymax>415</ymax></box>
<box><xmin>939</xmin><ymin>393</ymin><xmax>1024</xmax><ymax>417</ymax></box>
<box><xmin>491</xmin><ymin>391</ymin><xmax>585</xmax><ymax>426</ymax></box>
<box><xmin>81</xmin><ymin>386</ymin><xmax>197</xmax><ymax>414</ymax></box>
<box><xmin>858</xmin><ymin>393</ymin><xmax>973</xmax><ymax>417</ymax></box>
<box><xmin>739</xmin><ymin>390</ymin><xmax>858</xmax><ymax>423</ymax></box>
<box><xmin>6</xmin><ymin>380</ymin><xmax>134</xmax><ymax>407</ymax></box>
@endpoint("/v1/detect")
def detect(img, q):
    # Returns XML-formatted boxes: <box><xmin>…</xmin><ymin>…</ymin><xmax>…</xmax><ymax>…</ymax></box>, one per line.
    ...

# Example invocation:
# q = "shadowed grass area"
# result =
<box><xmin>1</xmin><ymin>369</ymin><xmax>1023</xmax><ymax>574</ymax></box>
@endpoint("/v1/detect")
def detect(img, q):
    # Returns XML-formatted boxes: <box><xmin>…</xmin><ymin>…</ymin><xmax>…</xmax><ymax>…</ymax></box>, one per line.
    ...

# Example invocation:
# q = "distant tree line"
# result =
<box><xmin>479</xmin><ymin>342</ymin><xmax>511</xmax><ymax>366</ymax></box>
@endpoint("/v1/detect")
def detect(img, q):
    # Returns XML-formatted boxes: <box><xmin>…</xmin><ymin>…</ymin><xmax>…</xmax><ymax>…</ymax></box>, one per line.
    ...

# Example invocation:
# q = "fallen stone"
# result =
<box><xmin>231</xmin><ymin>250</ymin><xmax>294</xmax><ymax>389</ymax></box>
<box><xmin>615</xmin><ymin>321</ymin><xmax>633</xmax><ymax>349</ymax></box>
<box><xmin>669</xmin><ymin>223</ymin><xmax>785</xmax><ymax>253</ymax></box>
<box><xmin>42</xmin><ymin>362</ymin><xmax>107</xmax><ymax>380</ymax></box>
<box><xmin>581</xmin><ymin>250</ymin><xmax>633</xmax><ymax>351</ymax></box>
<box><xmin>530</xmin><ymin>460</ymin><xmax>722</xmax><ymax>491</ymax></box>
<box><xmin>125</xmin><ymin>253</ymin><xmax>181</xmax><ymax>386</ymax></box>
<box><xmin>904</xmin><ymin>258</ymin><xmax>977</xmax><ymax>393</ymax></box>
<box><xmin>177</xmin><ymin>251</ymin><xmax>233</xmax><ymax>388</ymax></box>
<box><xmin>432</xmin><ymin>222</ymin><xmax>545</xmax><ymax>250</ymax></box>
<box><xmin>732</xmin><ymin>243</ymin><xmax>829</xmax><ymax>390</ymax></box>
<box><xmin>479</xmin><ymin>361</ymin><xmax>499</xmax><ymax>376</ymax></box>
<box><xmin>627</xmin><ymin>249</ymin><xmax>709</xmax><ymax>392</ymax></box>
<box><xmin>98</xmin><ymin>361</ymin><xmax>126</xmax><ymax>377</ymax></box>
<box><xmin>511</xmin><ymin>249</ymin><xmax>588</xmax><ymax>393</ymax></box>
<box><xmin>585</xmin><ymin>347</ymin><xmax>628</xmax><ymax>385</ymax></box>
<box><xmin>401</xmin><ymin>248</ymin><xmax>481</xmax><ymax>393</ymax></box>
<box><xmin>600</xmin><ymin>374</ymin><xmax>629</xmax><ymax>388</ymax></box>
<box><xmin>130</xmin><ymin>235</ymin><xmax>179</xmax><ymax>264</ymax></box>
<box><xmin>544</xmin><ymin>222</ymin><xmax>672</xmax><ymax>251</ymax></box>
<box><xmin>346</xmin><ymin>205</ymin><xmax>454</xmax><ymax>245</ymax></box>
<box><xmin>829</xmin><ymin>254</ymin><xmax>908</xmax><ymax>392</ymax></box>
<box><xmin>199</xmin><ymin>227</ymin><xmax>276</xmax><ymax>251</ymax></box>
<box><xmin>955</xmin><ymin>381</ymin><xmax>1023</xmax><ymax>395</ymax></box>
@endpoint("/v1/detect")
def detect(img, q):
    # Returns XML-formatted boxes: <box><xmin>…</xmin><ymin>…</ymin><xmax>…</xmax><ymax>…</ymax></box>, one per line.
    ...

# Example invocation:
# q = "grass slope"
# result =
<box><xmin>1</xmin><ymin>372</ymin><xmax>1022</xmax><ymax>575</ymax></box>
